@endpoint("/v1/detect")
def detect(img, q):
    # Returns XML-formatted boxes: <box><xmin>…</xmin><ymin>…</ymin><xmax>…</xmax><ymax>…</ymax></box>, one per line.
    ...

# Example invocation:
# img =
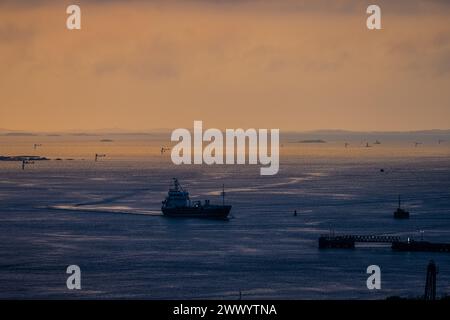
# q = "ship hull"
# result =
<box><xmin>394</xmin><ymin>209</ymin><xmax>409</xmax><ymax>219</ymax></box>
<box><xmin>162</xmin><ymin>205</ymin><xmax>232</xmax><ymax>219</ymax></box>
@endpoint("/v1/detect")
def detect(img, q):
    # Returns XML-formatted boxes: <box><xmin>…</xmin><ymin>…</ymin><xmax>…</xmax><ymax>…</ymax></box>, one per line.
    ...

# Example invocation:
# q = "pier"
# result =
<box><xmin>319</xmin><ymin>234</ymin><xmax>450</xmax><ymax>253</ymax></box>
<box><xmin>319</xmin><ymin>234</ymin><xmax>400</xmax><ymax>249</ymax></box>
<box><xmin>392</xmin><ymin>240</ymin><xmax>450</xmax><ymax>253</ymax></box>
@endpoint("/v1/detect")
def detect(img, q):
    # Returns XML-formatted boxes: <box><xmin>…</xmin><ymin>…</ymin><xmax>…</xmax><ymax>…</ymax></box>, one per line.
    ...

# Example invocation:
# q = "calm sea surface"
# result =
<box><xmin>1</xmin><ymin>135</ymin><xmax>450</xmax><ymax>299</ymax></box>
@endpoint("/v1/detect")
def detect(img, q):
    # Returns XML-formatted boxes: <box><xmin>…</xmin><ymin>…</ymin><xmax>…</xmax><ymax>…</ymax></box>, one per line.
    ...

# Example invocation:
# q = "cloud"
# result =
<box><xmin>95</xmin><ymin>59</ymin><xmax>180</xmax><ymax>80</ymax></box>
<box><xmin>93</xmin><ymin>36</ymin><xmax>181</xmax><ymax>80</ymax></box>
<box><xmin>1</xmin><ymin>0</ymin><xmax>450</xmax><ymax>131</ymax></box>
<box><xmin>0</xmin><ymin>24</ymin><xmax>35</xmax><ymax>44</ymax></box>
<box><xmin>1</xmin><ymin>0</ymin><xmax>450</xmax><ymax>14</ymax></box>
<box><xmin>433</xmin><ymin>49</ymin><xmax>450</xmax><ymax>76</ymax></box>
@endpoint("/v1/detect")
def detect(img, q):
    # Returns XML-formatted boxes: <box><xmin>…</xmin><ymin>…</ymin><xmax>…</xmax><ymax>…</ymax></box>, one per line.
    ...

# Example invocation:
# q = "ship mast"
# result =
<box><xmin>173</xmin><ymin>178</ymin><xmax>184</xmax><ymax>192</ymax></box>
<box><xmin>222</xmin><ymin>184</ymin><xmax>225</xmax><ymax>206</ymax></box>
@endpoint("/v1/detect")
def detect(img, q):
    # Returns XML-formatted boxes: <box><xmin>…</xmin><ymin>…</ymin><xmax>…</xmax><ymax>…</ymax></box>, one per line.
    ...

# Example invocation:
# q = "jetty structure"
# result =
<box><xmin>392</xmin><ymin>239</ymin><xmax>450</xmax><ymax>253</ymax></box>
<box><xmin>319</xmin><ymin>234</ymin><xmax>399</xmax><ymax>249</ymax></box>
<box><xmin>318</xmin><ymin>233</ymin><xmax>450</xmax><ymax>253</ymax></box>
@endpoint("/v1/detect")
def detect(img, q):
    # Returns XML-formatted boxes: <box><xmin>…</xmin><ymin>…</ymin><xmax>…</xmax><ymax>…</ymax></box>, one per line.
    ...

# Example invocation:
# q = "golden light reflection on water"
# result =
<box><xmin>1</xmin><ymin>135</ymin><xmax>449</xmax><ymax>161</ymax></box>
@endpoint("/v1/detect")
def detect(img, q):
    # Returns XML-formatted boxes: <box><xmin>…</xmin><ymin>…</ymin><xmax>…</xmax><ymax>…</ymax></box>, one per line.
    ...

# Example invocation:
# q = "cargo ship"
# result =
<box><xmin>161</xmin><ymin>178</ymin><xmax>231</xmax><ymax>219</ymax></box>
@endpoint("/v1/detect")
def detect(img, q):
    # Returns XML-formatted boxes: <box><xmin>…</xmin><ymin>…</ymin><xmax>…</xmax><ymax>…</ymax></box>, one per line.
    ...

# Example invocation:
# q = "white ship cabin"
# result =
<box><xmin>165</xmin><ymin>179</ymin><xmax>190</xmax><ymax>208</ymax></box>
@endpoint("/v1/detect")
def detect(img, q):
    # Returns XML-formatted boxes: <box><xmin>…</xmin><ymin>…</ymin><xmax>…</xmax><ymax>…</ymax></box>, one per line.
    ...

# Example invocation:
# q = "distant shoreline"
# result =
<box><xmin>1</xmin><ymin>129</ymin><xmax>450</xmax><ymax>136</ymax></box>
<box><xmin>0</xmin><ymin>156</ymin><xmax>49</xmax><ymax>161</ymax></box>
<box><xmin>295</xmin><ymin>139</ymin><xmax>327</xmax><ymax>144</ymax></box>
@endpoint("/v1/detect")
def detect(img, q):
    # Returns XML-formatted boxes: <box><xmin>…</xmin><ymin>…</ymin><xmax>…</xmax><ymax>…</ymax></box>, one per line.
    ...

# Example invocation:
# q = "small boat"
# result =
<box><xmin>161</xmin><ymin>178</ymin><xmax>232</xmax><ymax>219</ymax></box>
<box><xmin>394</xmin><ymin>195</ymin><xmax>409</xmax><ymax>219</ymax></box>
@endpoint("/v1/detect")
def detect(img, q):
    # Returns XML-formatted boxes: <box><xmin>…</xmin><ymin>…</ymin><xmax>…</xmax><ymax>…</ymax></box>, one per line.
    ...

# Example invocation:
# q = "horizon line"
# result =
<box><xmin>1</xmin><ymin>128</ymin><xmax>450</xmax><ymax>135</ymax></box>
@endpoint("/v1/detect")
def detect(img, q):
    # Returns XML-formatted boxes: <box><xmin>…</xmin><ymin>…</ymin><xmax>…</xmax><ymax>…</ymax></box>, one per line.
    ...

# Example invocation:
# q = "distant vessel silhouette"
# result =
<box><xmin>161</xmin><ymin>179</ymin><xmax>231</xmax><ymax>219</ymax></box>
<box><xmin>393</xmin><ymin>195</ymin><xmax>409</xmax><ymax>219</ymax></box>
<box><xmin>160</xmin><ymin>147</ymin><xmax>170</xmax><ymax>155</ymax></box>
<box><xmin>95</xmin><ymin>153</ymin><xmax>106</xmax><ymax>162</ymax></box>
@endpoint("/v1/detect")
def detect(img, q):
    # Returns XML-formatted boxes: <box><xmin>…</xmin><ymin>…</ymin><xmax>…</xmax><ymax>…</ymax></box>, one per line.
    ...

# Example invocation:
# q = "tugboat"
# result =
<box><xmin>161</xmin><ymin>178</ymin><xmax>232</xmax><ymax>219</ymax></box>
<box><xmin>393</xmin><ymin>195</ymin><xmax>409</xmax><ymax>219</ymax></box>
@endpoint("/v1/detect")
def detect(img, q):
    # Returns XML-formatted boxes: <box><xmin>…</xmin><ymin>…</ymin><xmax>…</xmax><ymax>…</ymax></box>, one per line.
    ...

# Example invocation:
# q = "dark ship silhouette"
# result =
<box><xmin>394</xmin><ymin>195</ymin><xmax>409</xmax><ymax>219</ymax></box>
<box><xmin>161</xmin><ymin>179</ymin><xmax>231</xmax><ymax>219</ymax></box>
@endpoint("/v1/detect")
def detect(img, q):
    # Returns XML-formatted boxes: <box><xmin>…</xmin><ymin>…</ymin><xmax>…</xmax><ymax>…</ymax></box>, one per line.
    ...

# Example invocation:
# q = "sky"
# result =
<box><xmin>1</xmin><ymin>0</ymin><xmax>450</xmax><ymax>132</ymax></box>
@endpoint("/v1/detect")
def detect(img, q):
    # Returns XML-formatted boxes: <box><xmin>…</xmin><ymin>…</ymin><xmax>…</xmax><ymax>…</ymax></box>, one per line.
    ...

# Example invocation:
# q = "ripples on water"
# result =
<box><xmin>0</xmin><ymin>137</ymin><xmax>450</xmax><ymax>299</ymax></box>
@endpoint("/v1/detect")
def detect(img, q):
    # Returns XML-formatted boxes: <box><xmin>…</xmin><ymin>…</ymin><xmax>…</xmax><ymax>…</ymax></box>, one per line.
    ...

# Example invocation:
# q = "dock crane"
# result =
<box><xmin>21</xmin><ymin>159</ymin><xmax>34</xmax><ymax>170</ymax></box>
<box><xmin>95</xmin><ymin>153</ymin><xmax>106</xmax><ymax>162</ymax></box>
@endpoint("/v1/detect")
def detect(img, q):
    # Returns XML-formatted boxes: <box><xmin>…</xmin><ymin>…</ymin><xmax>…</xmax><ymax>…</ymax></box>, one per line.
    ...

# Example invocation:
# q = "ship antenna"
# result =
<box><xmin>398</xmin><ymin>195</ymin><xmax>401</xmax><ymax>208</ymax></box>
<box><xmin>173</xmin><ymin>178</ymin><xmax>185</xmax><ymax>192</ymax></box>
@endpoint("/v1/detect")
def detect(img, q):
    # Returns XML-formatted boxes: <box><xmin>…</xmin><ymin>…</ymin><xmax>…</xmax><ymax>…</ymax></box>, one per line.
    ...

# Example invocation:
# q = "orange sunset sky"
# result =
<box><xmin>1</xmin><ymin>0</ymin><xmax>450</xmax><ymax>132</ymax></box>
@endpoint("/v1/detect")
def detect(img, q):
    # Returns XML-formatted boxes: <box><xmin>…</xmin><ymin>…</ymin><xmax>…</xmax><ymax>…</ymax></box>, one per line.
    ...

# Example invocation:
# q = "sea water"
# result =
<box><xmin>0</xmin><ymin>134</ymin><xmax>449</xmax><ymax>299</ymax></box>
